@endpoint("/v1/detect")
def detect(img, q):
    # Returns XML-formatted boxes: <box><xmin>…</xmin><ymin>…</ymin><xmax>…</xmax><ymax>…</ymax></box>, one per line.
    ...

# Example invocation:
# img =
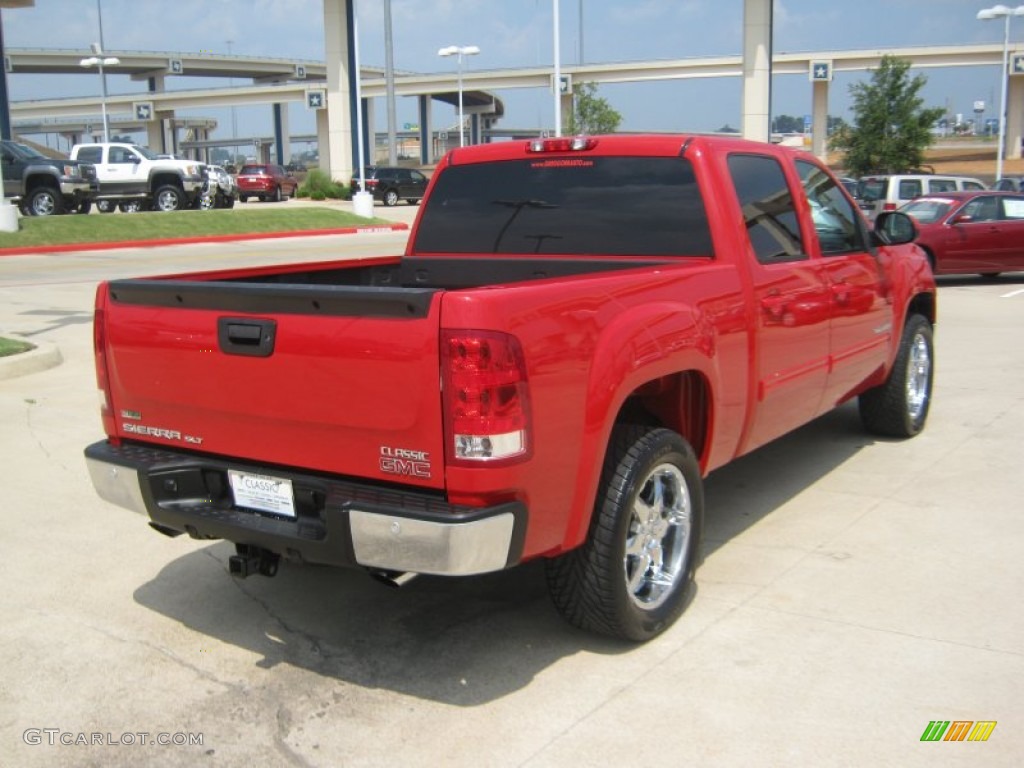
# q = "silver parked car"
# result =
<box><xmin>198</xmin><ymin>165</ymin><xmax>238</xmax><ymax>209</ymax></box>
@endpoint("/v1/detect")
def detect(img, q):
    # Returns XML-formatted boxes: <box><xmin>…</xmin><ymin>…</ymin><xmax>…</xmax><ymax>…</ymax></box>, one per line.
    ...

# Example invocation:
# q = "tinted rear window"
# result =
<box><xmin>413</xmin><ymin>156</ymin><xmax>713</xmax><ymax>257</ymax></box>
<box><xmin>239</xmin><ymin>165</ymin><xmax>266</xmax><ymax>175</ymax></box>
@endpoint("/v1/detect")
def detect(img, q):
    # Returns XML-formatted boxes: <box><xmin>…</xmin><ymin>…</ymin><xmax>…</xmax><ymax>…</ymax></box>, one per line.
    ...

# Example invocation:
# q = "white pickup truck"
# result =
<box><xmin>69</xmin><ymin>142</ymin><xmax>206</xmax><ymax>212</ymax></box>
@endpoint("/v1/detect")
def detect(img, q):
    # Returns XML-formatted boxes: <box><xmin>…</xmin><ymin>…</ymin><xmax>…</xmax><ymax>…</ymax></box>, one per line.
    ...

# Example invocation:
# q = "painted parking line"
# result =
<box><xmin>1001</xmin><ymin>288</ymin><xmax>1024</xmax><ymax>298</ymax></box>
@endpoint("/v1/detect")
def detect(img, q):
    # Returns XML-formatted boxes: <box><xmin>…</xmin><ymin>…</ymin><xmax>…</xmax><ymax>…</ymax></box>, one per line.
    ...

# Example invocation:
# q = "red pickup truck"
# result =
<box><xmin>85</xmin><ymin>135</ymin><xmax>935</xmax><ymax>641</ymax></box>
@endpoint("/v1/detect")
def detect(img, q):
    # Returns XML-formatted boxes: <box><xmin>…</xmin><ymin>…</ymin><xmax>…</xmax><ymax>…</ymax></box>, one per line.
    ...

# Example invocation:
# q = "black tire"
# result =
<box><xmin>383</xmin><ymin>188</ymin><xmax>399</xmax><ymax>207</ymax></box>
<box><xmin>546</xmin><ymin>425</ymin><xmax>703</xmax><ymax>642</ymax></box>
<box><xmin>153</xmin><ymin>185</ymin><xmax>183</xmax><ymax>212</ymax></box>
<box><xmin>78</xmin><ymin>200</ymin><xmax>92</xmax><ymax>214</ymax></box>
<box><xmin>118</xmin><ymin>201</ymin><xmax>143</xmax><ymax>213</ymax></box>
<box><xmin>221</xmin><ymin>196</ymin><xmax>235</xmax><ymax>209</ymax></box>
<box><xmin>96</xmin><ymin>200</ymin><xmax>116</xmax><ymax>214</ymax></box>
<box><xmin>273</xmin><ymin>185</ymin><xmax>283</xmax><ymax>202</ymax></box>
<box><xmin>239</xmin><ymin>195</ymin><xmax>249</xmax><ymax>203</ymax></box>
<box><xmin>859</xmin><ymin>314</ymin><xmax>933</xmax><ymax>437</ymax></box>
<box><xmin>26</xmin><ymin>186</ymin><xmax>64</xmax><ymax>216</ymax></box>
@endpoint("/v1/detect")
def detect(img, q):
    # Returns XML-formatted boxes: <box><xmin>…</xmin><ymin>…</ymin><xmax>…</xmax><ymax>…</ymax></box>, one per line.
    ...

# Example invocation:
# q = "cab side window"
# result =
<box><xmin>898</xmin><ymin>179</ymin><xmax>923</xmax><ymax>199</ymax></box>
<box><xmin>76</xmin><ymin>146</ymin><xmax>102</xmax><ymax>163</ymax></box>
<box><xmin>796</xmin><ymin>160</ymin><xmax>865</xmax><ymax>255</ymax></box>
<box><xmin>727</xmin><ymin>154</ymin><xmax>804</xmax><ymax>264</ymax></box>
<box><xmin>930</xmin><ymin>179</ymin><xmax>957</xmax><ymax>193</ymax></box>
<box><xmin>962</xmin><ymin>196</ymin><xmax>999</xmax><ymax>222</ymax></box>
<box><xmin>109</xmin><ymin>147</ymin><xmax>134</xmax><ymax>164</ymax></box>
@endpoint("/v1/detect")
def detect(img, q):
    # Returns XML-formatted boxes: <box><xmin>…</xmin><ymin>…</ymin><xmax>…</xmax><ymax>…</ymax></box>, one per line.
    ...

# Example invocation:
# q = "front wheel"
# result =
<box><xmin>546</xmin><ymin>425</ymin><xmax>703</xmax><ymax>642</ymax></box>
<box><xmin>96</xmin><ymin>200</ymin><xmax>116</xmax><ymax>214</ymax></box>
<box><xmin>383</xmin><ymin>188</ymin><xmax>399</xmax><ymax>207</ymax></box>
<box><xmin>26</xmin><ymin>187</ymin><xmax>63</xmax><ymax>216</ymax></box>
<box><xmin>859</xmin><ymin>314</ymin><xmax>933</xmax><ymax>437</ymax></box>
<box><xmin>118</xmin><ymin>201</ymin><xmax>143</xmax><ymax>213</ymax></box>
<box><xmin>153</xmin><ymin>185</ymin><xmax>183</xmax><ymax>212</ymax></box>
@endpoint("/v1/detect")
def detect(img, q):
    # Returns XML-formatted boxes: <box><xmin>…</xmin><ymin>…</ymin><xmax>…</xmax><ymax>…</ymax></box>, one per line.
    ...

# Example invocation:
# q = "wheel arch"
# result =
<box><xmin>561</xmin><ymin>302</ymin><xmax>719</xmax><ymax>553</ymax></box>
<box><xmin>149</xmin><ymin>172</ymin><xmax>184</xmax><ymax>191</ymax></box>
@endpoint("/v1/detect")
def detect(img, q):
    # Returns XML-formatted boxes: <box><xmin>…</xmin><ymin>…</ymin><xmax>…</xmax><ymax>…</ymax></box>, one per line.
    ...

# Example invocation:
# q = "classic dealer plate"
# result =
<box><xmin>228</xmin><ymin>470</ymin><xmax>295</xmax><ymax>518</ymax></box>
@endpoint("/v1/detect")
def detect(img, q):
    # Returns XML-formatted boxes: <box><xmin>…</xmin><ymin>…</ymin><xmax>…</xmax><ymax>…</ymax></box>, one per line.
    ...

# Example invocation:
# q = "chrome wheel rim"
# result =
<box><xmin>905</xmin><ymin>331</ymin><xmax>931</xmax><ymax>423</ymax></box>
<box><xmin>33</xmin><ymin>194</ymin><xmax>56</xmax><ymax>215</ymax></box>
<box><xmin>156</xmin><ymin>191</ymin><xmax>178</xmax><ymax>211</ymax></box>
<box><xmin>623</xmin><ymin>462</ymin><xmax>692</xmax><ymax>610</ymax></box>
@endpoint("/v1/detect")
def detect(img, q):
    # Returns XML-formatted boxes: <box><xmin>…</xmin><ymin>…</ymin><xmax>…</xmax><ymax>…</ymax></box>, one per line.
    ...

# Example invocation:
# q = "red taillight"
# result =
<box><xmin>366</xmin><ymin>178</ymin><xmax>379</xmax><ymax>188</ymax></box>
<box><xmin>526</xmin><ymin>137</ymin><xmax>598</xmax><ymax>153</ymax></box>
<box><xmin>92</xmin><ymin>302</ymin><xmax>117</xmax><ymax>438</ymax></box>
<box><xmin>883</xmin><ymin>202</ymin><xmax>897</xmax><ymax>211</ymax></box>
<box><xmin>441</xmin><ymin>330</ymin><xmax>531</xmax><ymax>465</ymax></box>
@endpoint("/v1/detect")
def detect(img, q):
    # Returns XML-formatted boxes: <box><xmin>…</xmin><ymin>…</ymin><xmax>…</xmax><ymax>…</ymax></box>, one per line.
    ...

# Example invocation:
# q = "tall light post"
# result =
<box><xmin>977</xmin><ymin>4</ymin><xmax>1024</xmax><ymax>181</ymax></box>
<box><xmin>438</xmin><ymin>45</ymin><xmax>479</xmax><ymax>147</ymax></box>
<box><xmin>80</xmin><ymin>43</ymin><xmax>119</xmax><ymax>143</ymax></box>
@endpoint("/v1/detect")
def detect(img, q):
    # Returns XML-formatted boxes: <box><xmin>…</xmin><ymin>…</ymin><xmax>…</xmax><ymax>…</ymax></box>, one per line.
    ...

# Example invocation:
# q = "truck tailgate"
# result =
<box><xmin>99</xmin><ymin>280</ymin><xmax>446</xmax><ymax>490</ymax></box>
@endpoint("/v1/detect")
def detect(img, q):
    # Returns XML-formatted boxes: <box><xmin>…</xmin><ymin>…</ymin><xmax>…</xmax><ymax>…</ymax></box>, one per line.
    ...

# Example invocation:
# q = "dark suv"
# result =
<box><xmin>350</xmin><ymin>166</ymin><xmax>428</xmax><ymax>206</ymax></box>
<box><xmin>993</xmin><ymin>177</ymin><xmax>1024</xmax><ymax>192</ymax></box>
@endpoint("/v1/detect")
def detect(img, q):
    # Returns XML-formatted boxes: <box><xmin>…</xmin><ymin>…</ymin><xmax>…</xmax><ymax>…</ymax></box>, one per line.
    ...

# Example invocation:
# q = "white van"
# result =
<box><xmin>856</xmin><ymin>174</ymin><xmax>987</xmax><ymax>219</ymax></box>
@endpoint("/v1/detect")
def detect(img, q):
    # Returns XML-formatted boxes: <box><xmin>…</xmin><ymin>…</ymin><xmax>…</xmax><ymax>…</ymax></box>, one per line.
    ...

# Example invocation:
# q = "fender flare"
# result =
<box><xmin>560</xmin><ymin>300</ymin><xmax>720</xmax><ymax>551</ymax></box>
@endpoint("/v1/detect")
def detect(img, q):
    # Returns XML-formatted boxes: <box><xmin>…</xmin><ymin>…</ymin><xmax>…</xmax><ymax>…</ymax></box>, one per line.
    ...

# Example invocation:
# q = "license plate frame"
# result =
<box><xmin>228</xmin><ymin>470</ymin><xmax>296</xmax><ymax>518</ymax></box>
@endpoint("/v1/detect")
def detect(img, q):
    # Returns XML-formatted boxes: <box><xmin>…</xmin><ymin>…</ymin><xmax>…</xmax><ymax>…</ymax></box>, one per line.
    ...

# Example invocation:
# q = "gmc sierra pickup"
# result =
<box><xmin>85</xmin><ymin>135</ymin><xmax>935</xmax><ymax>641</ymax></box>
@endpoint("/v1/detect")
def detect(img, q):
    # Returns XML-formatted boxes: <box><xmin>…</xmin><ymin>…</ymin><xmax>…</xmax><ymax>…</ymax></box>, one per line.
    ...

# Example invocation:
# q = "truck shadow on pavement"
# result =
<box><xmin>132</xmin><ymin>400</ymin><xmax>880</xmax><ymax>706</ymax></box>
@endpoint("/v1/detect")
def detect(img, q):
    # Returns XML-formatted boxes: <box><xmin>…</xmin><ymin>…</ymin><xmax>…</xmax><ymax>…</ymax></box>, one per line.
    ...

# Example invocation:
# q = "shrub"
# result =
<box><xmin>298</xmin><ymin>169</ymin><xmax>348</xmax><ymax>200</ymax></box>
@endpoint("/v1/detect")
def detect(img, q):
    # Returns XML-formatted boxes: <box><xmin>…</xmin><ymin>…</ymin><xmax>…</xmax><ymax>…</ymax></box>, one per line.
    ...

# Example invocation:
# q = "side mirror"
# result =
<box><xmin>873</xmin><ymin>211</ymin><xmax>918</xmax><ymax>246</ymax></box>
<box><xmin>950</xmin><ymin>214</ymin><xmax>973</xmax><ymax>225</ymax></box>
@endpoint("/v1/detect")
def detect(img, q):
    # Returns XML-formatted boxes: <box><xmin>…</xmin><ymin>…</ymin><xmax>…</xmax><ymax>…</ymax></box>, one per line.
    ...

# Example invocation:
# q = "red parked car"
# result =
<box><xmin>235</xmin><ymin>164</ymin><xmax>299</xmax><ymax>203</ymax></box>
<box><xmin>900</xmin><ymin>190</ymin><xmax>1024</xmax><ymax>277</ymax></box>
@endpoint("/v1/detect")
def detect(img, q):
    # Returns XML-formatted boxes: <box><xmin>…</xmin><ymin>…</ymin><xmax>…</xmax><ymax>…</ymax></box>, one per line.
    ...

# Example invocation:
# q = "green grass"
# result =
<box><xmin>0</xmin><ymin>337</ymin><xmax>33</xmax><ymax>357</ymax></box>
<box><xmin>0</xmin><ymin>208</ymin><xmax>395</xmax><ymax>250</ymax></box>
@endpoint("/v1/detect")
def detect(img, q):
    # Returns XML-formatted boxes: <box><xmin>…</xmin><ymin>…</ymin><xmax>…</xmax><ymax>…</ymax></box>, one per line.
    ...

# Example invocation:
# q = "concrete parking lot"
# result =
<box><xmin>1</xmin><ymin>226</ymin><xmax>1022</xmax><ymax>767</ymax></box>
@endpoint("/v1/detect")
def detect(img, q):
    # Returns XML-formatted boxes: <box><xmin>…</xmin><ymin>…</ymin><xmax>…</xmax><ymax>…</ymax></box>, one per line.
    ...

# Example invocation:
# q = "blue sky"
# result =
<box><xmin>1</xmin><ymin>0</ymin><xmax>1016</xmax><ymax>149</ymax></box>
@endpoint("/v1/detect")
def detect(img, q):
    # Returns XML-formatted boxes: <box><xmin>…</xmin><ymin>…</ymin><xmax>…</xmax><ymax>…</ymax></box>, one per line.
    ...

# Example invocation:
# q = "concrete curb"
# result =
<box><xmin>0</xmin><ymin>221</ymin><xmax>410</xmax><ymax>258</ymax></box>
<box><xmin>0</xmin><ymin>333</ymin><xmax>63</xmax><ymax>380</ymax></box>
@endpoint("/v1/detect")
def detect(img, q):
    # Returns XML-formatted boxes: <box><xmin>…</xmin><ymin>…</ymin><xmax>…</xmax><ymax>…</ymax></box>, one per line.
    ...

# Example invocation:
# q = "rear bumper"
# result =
<box><xmin>84</xmin><ymin>440</ymin><xmax>526</xmax><ymax>576</ymax></box>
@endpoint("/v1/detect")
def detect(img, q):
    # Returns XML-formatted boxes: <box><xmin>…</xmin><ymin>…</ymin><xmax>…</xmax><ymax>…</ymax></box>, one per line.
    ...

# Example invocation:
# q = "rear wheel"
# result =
<box><xmin>383</xmin><ymin>188</ymin><xmax>399</xmax><ymax>207</ymax></box>
<box><xmin>153</xmin><ymin>185</ymin><xmax>183</xmax><ymax>212</ymax></box>
<box><xmin>96</xmin><ymin>200</ymin><xmax>116</xmax><ymax>214</ymax></box>
<box><xmin>546</xmin><ymin>425</ymin><xmax>703</xmax><ymax>642</ymax></box>
<box><xmin>118</xmin><ymin>201</ymin><xmax>143</xmax><ymax>213</ymax></box>
<box><xmin>239</xmin><ymin>195</ymin><xmax>249</xmax><ymax>203</ymax></box>
<box><xmin>77</xmin><ymin>200</ymin><xmax>92</xmax><ymax>214</ymax></box>
<box><xmin>859</xmin><ymin>314</ymin><xmax>933</xmax><ymax>437</ymax></box>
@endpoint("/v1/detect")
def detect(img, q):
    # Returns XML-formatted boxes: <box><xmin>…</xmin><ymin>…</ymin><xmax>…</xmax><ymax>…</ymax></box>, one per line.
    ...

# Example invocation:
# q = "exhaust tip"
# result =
<box><xmin>368</xmin><ymin>569</ymin><xmax>419</xmax><ymax>588</ymax></box>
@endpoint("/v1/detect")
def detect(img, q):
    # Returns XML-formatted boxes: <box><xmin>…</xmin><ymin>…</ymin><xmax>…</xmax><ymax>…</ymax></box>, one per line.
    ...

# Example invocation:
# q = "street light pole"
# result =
<box><xmin>977</xmin><ymin>4</ymin><xmax>1024</xmax><ymax>181</ymax></box>
<box><xmin>438</xmin><ymin>45</ymin><xmax>480</xmax><ymax>147</ymax></box>
<box><xmin>80</xmin><ymin>44</ymin><xmax>119</xmax><ymax>143</ymax></box>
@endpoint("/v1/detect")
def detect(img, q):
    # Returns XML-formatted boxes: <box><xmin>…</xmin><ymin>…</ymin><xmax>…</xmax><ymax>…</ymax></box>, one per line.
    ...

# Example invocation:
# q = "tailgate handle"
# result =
<box><xmin>218</xmin><ymin>318</ymin><xmax>276</xmax><ymax>357</ymax></box>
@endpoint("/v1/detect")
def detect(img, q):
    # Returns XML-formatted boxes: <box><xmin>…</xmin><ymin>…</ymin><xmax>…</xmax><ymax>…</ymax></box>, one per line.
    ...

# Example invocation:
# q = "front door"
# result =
<box><xmin>796</xmin><ymin>160</ymin><xmax>891</xmax><ymax>409</ymax></box>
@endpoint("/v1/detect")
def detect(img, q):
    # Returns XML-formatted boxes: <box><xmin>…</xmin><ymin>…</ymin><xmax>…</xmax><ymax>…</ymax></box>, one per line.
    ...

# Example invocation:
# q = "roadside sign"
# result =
<box><xmin>809</xmin><ymin>60</ymin><xmax>832</xmax><ymax>82</ymax></box>
<box><xmin>1012</xmin><ymin>53</ymin><xmax>1024</xmax><ymax>75</ymax></box>
<box><xmin>306</xmin><ymin>90</ymin><xmax>326</xmax><ymax>110</ymax></box>
<box><xmin>168</xmin><ymin>58</ymin><xmax>183</xmax><ymax>75</ymax></box>
<box><xmin>133</xmin><ymin>102</ymin><xmax>154</xmax><ymax>121</ymax></box>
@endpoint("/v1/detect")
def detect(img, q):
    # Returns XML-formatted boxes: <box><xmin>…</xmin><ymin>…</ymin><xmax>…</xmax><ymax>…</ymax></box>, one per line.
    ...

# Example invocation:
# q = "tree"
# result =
<box><xmin>830</xmin><ymin>55</ymin><xmax>944</xmax><ymax>175</ymax></box>
<box><xmin>772</xmin><ymin>114</ymin><xmax>804</xmax><ymax>133</ymax></box>
<box><xmin>567</xmin><ymin>82</ymin><xmax>622</xmax><ymax>135</ymax></box>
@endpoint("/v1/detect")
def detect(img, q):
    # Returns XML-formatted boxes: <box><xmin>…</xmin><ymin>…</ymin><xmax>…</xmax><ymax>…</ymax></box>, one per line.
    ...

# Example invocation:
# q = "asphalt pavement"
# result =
<box><xmin>0</xmin><ymin>219</ymin><xmax>1022</xmax><ymax>767</ymax></box>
